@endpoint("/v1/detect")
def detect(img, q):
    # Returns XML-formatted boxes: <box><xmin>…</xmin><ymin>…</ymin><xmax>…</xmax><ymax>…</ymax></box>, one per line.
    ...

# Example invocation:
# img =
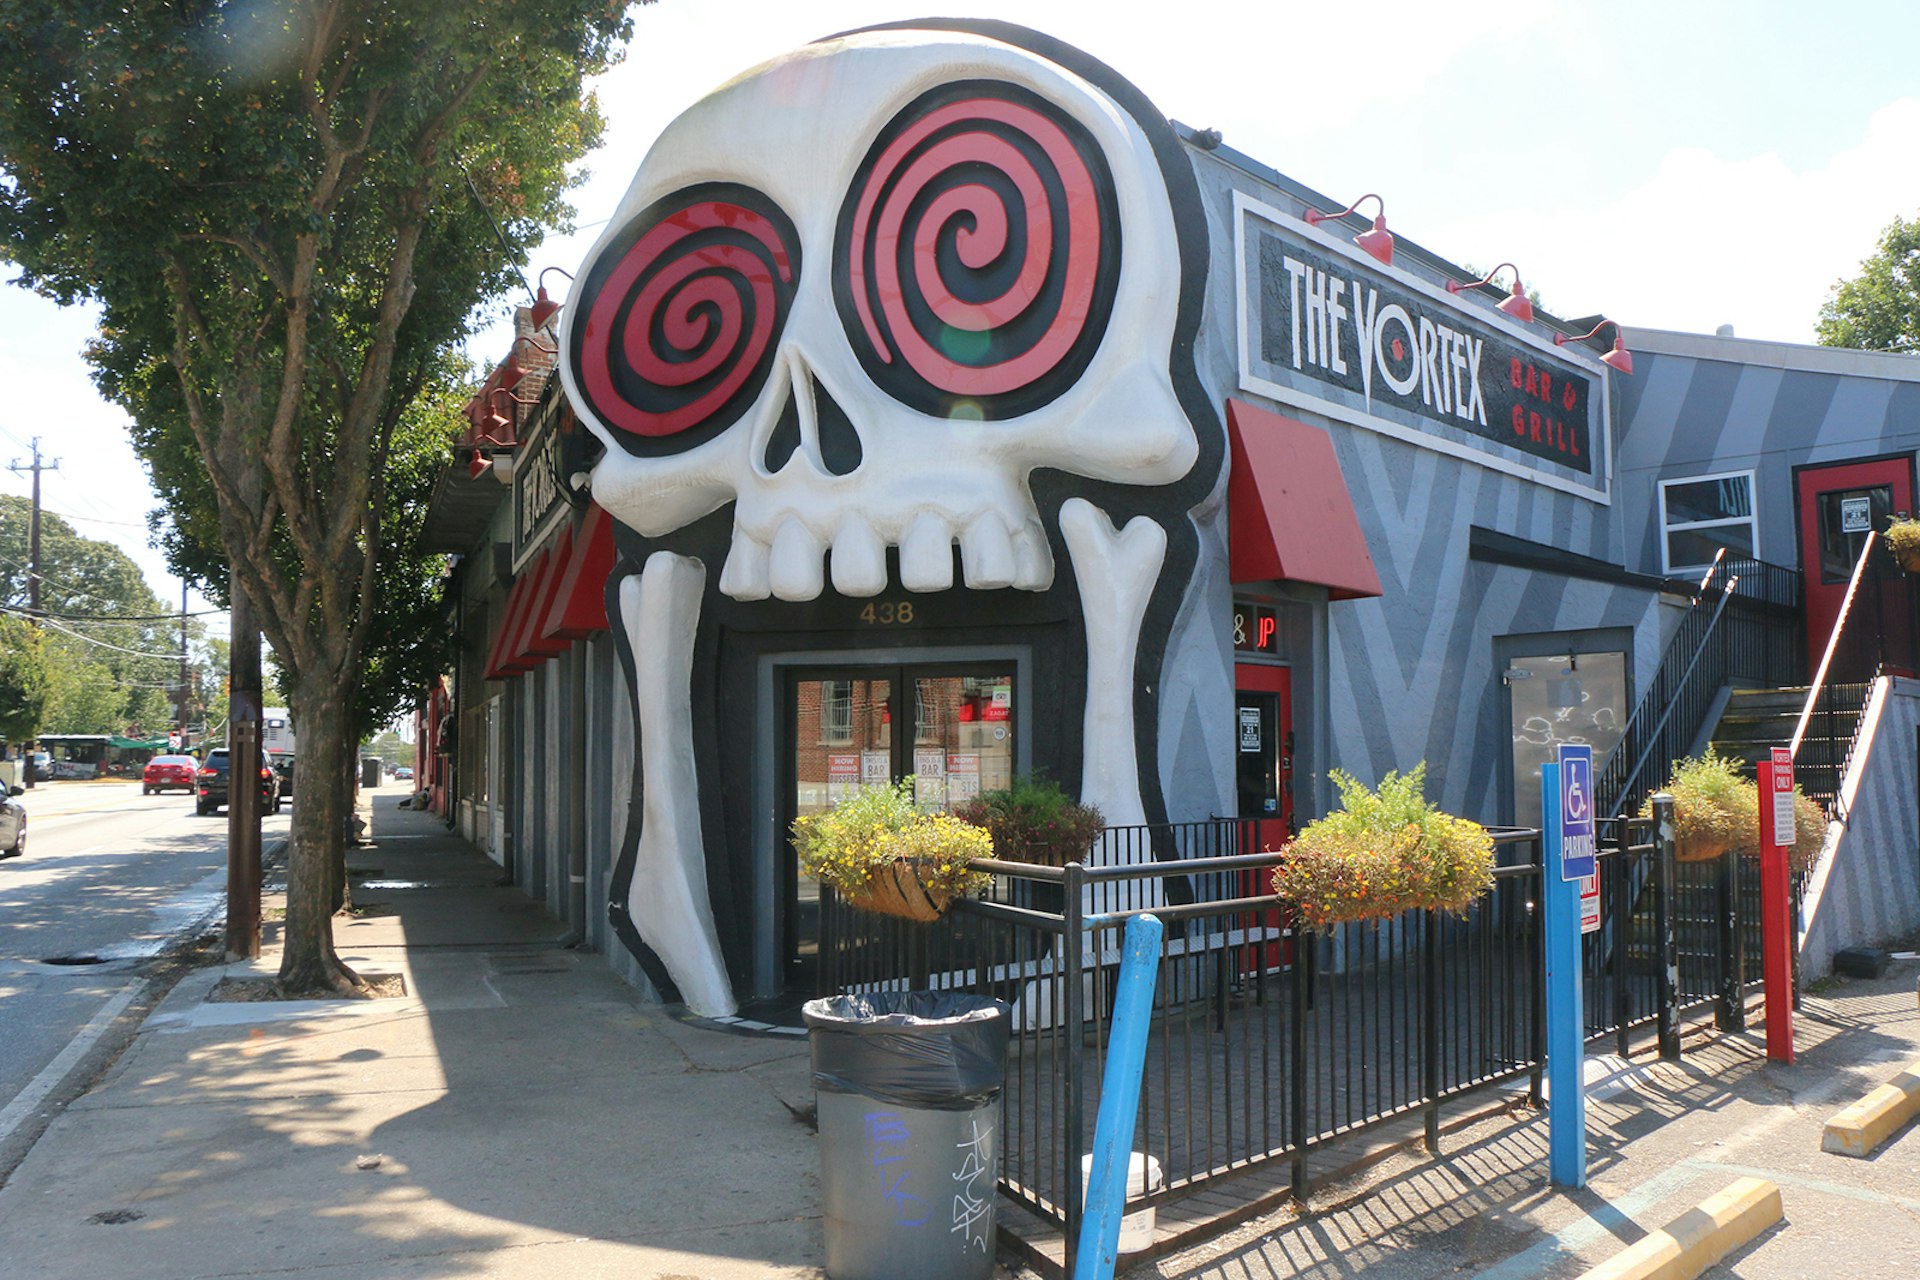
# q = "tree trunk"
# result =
<box><xmin>277</xmin><ymin>679</ymin><xmax>361</xmax><ymax>994</ymax></box>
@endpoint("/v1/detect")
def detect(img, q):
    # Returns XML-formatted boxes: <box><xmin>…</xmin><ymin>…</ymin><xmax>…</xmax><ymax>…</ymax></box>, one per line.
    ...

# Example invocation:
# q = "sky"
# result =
<box><xmin>4</xmin><ymin>0</ymin><xmax>1919</xmax><ymax>627</ymax></box>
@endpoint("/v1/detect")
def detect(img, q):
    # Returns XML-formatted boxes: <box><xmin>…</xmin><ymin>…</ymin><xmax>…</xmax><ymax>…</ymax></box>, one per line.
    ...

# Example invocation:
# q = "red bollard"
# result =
<box><xmin>1758</xmin><ymin>750</ymin><xmax>1795</xmax><ymax>1064</ymax></box>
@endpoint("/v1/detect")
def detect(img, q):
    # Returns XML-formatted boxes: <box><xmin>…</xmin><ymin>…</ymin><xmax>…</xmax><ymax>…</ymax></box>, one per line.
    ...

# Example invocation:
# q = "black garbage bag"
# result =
<box><xmin>803</xmin><ymin>991</ymin><xmax>1010</xmax><ymax>1110</ymax></box>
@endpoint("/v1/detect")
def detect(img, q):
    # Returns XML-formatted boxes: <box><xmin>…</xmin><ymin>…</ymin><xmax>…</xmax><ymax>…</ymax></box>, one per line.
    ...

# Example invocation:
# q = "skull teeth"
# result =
<box><xmin>768</xmin><ymin>518</ymin><xmax>826</xmax><ymax>601</ymax></box>
<box><xmin>829</xmin><ymin>514</ymin><xmax>888</xmax><ymax>598</ymax></box>
<box><xmin>717</xmin><ymin>512</ymin><xmax>1056</xmax><ymax>601</ymax></box>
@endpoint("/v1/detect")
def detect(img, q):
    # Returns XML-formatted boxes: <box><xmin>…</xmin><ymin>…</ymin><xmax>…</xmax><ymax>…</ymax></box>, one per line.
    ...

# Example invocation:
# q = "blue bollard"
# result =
<box><xmin>1074</xmin><ymin>912</ymin><xmax>1164</xmax><ymax>1280</ymax></box>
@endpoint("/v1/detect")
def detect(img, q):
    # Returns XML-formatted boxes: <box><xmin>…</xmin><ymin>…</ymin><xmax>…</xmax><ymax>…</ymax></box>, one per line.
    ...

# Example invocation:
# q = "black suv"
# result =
<box><xmin>196</xmin><ymin>748</ymin><xmax>281</xmax><ymax>816</ymax></box>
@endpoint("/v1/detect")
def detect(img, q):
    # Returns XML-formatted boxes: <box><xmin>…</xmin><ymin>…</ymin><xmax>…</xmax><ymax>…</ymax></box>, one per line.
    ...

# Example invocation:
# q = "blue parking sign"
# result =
<box><xmin>1558</xmin><ymin>744</ymin><xmax>1596</xmax><ymax>880</ymax></box>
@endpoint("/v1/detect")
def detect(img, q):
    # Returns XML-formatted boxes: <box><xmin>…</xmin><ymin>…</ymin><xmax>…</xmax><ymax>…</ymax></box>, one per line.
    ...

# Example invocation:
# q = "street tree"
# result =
<box><xmin>0</xmin><ymin>496</ymin><xmax>183</xmax><ymax>735</ymax></box>
<box><xmin>0</xmin><ymin>613</ymin><xmax>51</xmax><ymax>751</ymax></box>
<box><xmin>1819</xmin><ymin>213</ymin><xmax>1920</xmax><ymax>353</ymax></box>
<box><xmin>0</xmin><ymin>1</ymin><xmax>632</xmax><ymax>992</ymax></box>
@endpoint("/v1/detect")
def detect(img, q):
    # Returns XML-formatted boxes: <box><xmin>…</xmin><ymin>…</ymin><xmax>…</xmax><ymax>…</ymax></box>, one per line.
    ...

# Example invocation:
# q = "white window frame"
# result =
<box><xmin>1658</xmin><ymin>469</ymin><xmax>1757</xmax><ymax>574</ymax></box>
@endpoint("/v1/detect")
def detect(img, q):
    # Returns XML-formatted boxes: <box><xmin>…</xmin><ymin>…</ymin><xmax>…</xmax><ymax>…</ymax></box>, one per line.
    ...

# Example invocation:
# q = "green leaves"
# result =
<box><xmin>1819</xmin><ymin>213</ymin><xmax>1920</xmax><ymax>353</ymax></box>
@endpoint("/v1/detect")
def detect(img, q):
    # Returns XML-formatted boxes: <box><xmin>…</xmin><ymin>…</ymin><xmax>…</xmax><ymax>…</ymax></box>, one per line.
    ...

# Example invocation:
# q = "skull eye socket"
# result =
<box><xmin>834</xmin><ymin>82</ymin><xmax>1121</xmax><ymax>421</ymax></box>
<box><xmin>571</xmin><ymin>183</ymin><xmax>800</xmax><ymax>452</ymax></box>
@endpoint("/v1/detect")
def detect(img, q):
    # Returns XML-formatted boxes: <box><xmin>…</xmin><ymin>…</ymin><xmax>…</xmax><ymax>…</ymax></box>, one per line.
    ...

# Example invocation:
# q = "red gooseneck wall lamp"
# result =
<box><xmin>1446</xmin><ymin>262</ymin><xmax>1534</xmax><ymax>324</ymax></box>
<box><xmin>1554</xmin><ymin>318</ymin><xmax>1634</xmax><ymax>375</ymax></box>
<box><xmin>1303</xmin><ymin>193</ymin><xmax>1394</xmax><ymax>267</ymax></box>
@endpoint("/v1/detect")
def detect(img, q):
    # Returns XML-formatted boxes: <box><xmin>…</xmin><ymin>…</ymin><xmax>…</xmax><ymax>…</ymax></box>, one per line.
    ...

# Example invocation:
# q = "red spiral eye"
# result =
<box><xmin>835</xmin><ymin>83</ymin><xmax>1120</xmax><ymax>419</ymax></box>
<box><xmin>571</xmin><ymin>185</ymin><xmax>799</xmax><ymax>447</ymax></box>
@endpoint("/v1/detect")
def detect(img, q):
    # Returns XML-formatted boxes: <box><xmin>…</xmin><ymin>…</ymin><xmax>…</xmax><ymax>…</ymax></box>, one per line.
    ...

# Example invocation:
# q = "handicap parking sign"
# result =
<box><xmin>1558</xmin><ymin>743</ymin><xmax>1596</xmax><ymax>880</ymax></box>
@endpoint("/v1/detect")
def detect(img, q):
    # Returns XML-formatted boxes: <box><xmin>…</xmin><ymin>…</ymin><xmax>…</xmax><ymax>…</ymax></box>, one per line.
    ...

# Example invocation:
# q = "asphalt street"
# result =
<box><xmin>0</xmin><ymin>777</ymin><xmax>291</xmax><ymax>1177</ymax></box>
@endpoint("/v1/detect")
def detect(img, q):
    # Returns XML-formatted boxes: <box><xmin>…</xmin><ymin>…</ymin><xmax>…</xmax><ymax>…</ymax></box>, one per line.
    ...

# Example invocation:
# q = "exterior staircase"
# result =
<box><xmin>1707</xmin><ymin>685</ymin><xmax>1868</xmax><ymax>804</ymax></box>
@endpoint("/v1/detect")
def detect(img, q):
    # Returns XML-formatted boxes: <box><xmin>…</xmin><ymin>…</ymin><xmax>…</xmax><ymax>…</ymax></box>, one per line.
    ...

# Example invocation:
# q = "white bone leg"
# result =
<box><xmin>1016</xmin><ymin>500</ymin><xmax>1167</xmax><ymax>1031</ymax></box>
<box><xmin>619</xmin><ymin>554</ymin><xmax>736</xmax><ymax>1017</ymax></box>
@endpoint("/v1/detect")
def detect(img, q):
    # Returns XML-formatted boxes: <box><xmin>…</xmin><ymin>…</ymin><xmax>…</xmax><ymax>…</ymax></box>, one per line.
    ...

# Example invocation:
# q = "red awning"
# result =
<box><xmin>540</xmin><ymin>503</ymin><xmax>616</xmax><ymax>642</ymax></box>
<box><xmin>483</xmin><ymin>568</ymin><xmax>537</xmax><ymax>681</ymax></box>
<box><xmin>498</xmin><ymin>548</ymin><xmax>556</xmax><ymax>676</ymax></box>
<box><xmin>1225</xmin><ymin>399</ymin><xmax>1382</xmax><ymax>599</ymax></box>
<box><xmin>519</xmin><ymin>523</ymin><xmax>576</xmax><ymax>663</ymax></box>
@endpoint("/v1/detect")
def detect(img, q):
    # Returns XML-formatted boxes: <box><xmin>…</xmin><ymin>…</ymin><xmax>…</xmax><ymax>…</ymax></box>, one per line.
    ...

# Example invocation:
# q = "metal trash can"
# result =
<box><xmin>804</xmin><ymin>991</ymin><xmax>1010</xmax><ymax>1280</ymax></box>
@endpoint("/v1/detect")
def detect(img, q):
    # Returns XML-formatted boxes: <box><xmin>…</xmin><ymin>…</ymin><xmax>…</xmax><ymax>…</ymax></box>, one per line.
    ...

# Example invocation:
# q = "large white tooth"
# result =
<box><xmin>899</xmin><ymin>511</ymin><xmax>955</xmax><ymax>592</ymax></box>
<box><xmin>959</xmin><ymin>511</ymin><xmax>1017</xmax><ymax>589</ymax></box>
<box><xmin>768</xmin><ymin>517</ymin><xmax>826</xmax><ymax>601</ymax></box>
<box><xmin>718</xmin><ymin>529</ymin><xmax>770</xmax><ymax>601</ymax></box>
<box><xmin>830</xmin><ymin>513</ymin><xmax>888</xmax><ymax>597</ymax></box>
<box><xmin>1011</xmin><ymin>518</ymin><xmax>1055</xmax><ymax>591</ymax></box>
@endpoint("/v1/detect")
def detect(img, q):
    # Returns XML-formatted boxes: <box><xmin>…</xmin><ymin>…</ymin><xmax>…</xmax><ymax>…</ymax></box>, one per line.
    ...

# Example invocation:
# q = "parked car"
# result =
<box><xmin>392</xmin><ymin>765</ymin><xmax>412</xmax><ymax>781</ymax></box>
<box><xmin>268</xmin><ymin>750</ymin><xmax>296</xmax><ymax>800</ymax></box>
<box><xmin>196</xmin><ymin>748</ymin><xmax>281</xmax><ymax>816</ymax></box>
<box><xmin>143</xmin><ymin>754</ymin><xmax>199</xmax><ymax>795</ymax></box>
<box><xmin>0</xmin><ymin>784</ymin><xmax>24</xmax><ymax>857</ymax></box>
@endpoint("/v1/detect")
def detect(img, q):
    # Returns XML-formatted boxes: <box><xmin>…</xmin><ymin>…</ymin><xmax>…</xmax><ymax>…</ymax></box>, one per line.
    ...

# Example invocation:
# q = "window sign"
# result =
<box><xmin>1839</xmin><ymin>495</ymin><xmax>1872</xmax><ymax>534</ymax></box>
<box><xmin>1238</xmin><ymin>706</ymin><xmax>1262</xmax><ymax>752</ymax></box>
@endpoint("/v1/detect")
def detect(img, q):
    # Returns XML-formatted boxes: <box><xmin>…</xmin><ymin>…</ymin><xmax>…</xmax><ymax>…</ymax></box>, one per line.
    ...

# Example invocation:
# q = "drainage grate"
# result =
<box><xmin>42</xmin><ymin>955</ymin><xmax>109</xmax><ymax>966</ymax></box>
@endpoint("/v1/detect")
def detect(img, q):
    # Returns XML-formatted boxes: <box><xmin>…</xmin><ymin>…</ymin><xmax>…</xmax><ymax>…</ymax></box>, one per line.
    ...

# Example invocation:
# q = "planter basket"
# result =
<box><xmin>1674</xmin><ymin>833</ymin><xmax>1730</xmax><ymax>863</ymax></box>
<box><xmin>846</xmin><ymin>859</ymin><xmax>951</xmax><ymax>923</ymax></box>
<box><xmin>1895</xmin><ymin>543</ymin><xmax>1920</xmax><ymax>573</ymax></box>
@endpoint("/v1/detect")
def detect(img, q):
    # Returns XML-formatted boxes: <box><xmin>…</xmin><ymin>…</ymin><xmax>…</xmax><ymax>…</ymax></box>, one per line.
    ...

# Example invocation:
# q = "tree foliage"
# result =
<box><xmin>1818</xmin><ymin>213</ymin><xmax>1920</xmax><ymax>352</ymax></box>
<box><xmin>0</xmin><ymin>495</ymin><xmax>187</xmax><ymax>734</ymax></box>
<box><xmin>0</xmin><ymin>0</ymin><xmax>632</xmax><ymax>991</ymax></box>
<box><xmin>0</xmin><ymin>612</ymin><xmax>50</xmax><ymax>745</ymax></box>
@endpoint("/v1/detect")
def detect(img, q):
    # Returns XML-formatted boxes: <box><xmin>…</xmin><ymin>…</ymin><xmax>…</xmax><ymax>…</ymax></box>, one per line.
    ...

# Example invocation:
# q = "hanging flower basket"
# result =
<box><xmin>845</xmin><ymin>859</ymin><xmax>951</xmax><ymax>923</ymax></box>
<box><xmin>1272</xmin><ymin>764</ymin><xmax>1495</xmax><ymax>929</ymax></box>
<box><xmin>1648</xmin><ymin>750</ymin><xmax>1752</xmax><ymax>864</ymax></box>
<box><xmin>792</xmin><ymin>780</ymin><xmax>995</xmax><ymax>924</ymax></box>
<box><xmin>1674</xmin><ymin>833</ymin><xmax>1731</xmax><ymax>863</ymax></box>
<box><xmin>1885</xmin><ymin>516</ymin><xmax>1920</xmax><ymax>572</ymax></box>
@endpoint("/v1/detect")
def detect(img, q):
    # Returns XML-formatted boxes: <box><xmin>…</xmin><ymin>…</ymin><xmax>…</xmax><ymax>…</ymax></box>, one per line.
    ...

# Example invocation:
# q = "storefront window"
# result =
<box><xmin>1658</xmin><ymin>471</ymin><xmax>1755</xmax><ymax>573</ymax></box>
<box><xmin>1507</xmin><ymin>651</ymin><xmax>1627</xmax><ymax>830</ymax></box>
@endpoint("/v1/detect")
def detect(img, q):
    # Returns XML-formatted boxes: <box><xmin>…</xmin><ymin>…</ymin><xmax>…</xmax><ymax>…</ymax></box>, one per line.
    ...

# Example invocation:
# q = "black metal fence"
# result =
<box><xmin>818</xmin><ymin>808</ymin><xmax>1770</xmax><ymax>1278</ymax></box>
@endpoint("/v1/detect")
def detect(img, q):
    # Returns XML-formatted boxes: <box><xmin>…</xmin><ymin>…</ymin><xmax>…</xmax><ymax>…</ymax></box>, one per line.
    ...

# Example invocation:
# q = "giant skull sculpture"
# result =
<box><xmin>560</xmin><ymin>21</ymin><xmax>1219</xmax><ymax>1016</ymax></box>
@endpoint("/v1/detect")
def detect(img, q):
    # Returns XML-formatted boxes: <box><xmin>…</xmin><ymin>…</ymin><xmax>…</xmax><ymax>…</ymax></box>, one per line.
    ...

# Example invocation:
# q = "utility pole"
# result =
<box><xmin>177</xmin><ymin>580</ymin><xmax>189</xmax><ymax>752</ymax></box>
<box><xmin>7</xmin><ymin>437</ymin><xmax>58</xmax><ymax>789</ymax></box>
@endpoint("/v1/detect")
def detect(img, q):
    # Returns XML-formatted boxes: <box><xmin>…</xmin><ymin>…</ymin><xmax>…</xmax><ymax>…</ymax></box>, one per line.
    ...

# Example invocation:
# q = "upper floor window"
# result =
<box><xmin>1658</xmin><ymin>471</ymin><xmax>1756</xmax><ymax>573</ymax></box>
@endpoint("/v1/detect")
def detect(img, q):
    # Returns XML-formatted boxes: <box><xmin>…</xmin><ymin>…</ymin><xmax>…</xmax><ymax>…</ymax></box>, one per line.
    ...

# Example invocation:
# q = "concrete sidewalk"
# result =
<box><xmin>0</xmin><ymin>797</ymin><xmax>829</xmax><ymax>1279</ymax></box>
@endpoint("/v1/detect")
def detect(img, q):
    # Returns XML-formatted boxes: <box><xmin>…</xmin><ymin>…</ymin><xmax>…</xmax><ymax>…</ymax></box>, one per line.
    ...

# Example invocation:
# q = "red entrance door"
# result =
<box><xmin>1795</xmin><ymin>455</ymin><xmax>1916</xmax><ymax>671</ymax></box>
<box><xmin>1235</xmin><ymin>664</ymin><xmax>1294</xmax><ymax>972</ymax></box>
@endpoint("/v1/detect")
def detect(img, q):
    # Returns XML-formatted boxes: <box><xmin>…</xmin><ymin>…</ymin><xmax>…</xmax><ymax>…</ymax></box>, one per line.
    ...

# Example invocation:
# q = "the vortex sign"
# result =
<box><xmin>1235</xmin><ymin>196</ymin><xmax>1605</xmax><ymax>496</ymax></box>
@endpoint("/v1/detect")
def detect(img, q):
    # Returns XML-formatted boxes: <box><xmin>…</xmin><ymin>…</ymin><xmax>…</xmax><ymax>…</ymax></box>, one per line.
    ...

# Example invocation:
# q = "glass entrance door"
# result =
<box><xmin>785</xmin><ymin>664</ymin><xmax>1016</xmax><ymax>991</ymax></box>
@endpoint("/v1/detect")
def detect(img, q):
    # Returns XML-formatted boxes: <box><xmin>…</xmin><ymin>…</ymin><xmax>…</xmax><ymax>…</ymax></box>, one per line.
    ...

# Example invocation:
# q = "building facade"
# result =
<box><xmin>422</xmin><ymin>20</ymin><xmax>1920</xmax><ymax>1018</ymax></box>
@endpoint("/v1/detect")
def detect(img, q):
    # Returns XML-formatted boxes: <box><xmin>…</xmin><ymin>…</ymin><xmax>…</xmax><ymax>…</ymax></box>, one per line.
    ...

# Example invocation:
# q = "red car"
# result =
<box><xmin>143</xmin><ymin>754</ymin><xmax>198</xmax><ymax>795</ymax></box>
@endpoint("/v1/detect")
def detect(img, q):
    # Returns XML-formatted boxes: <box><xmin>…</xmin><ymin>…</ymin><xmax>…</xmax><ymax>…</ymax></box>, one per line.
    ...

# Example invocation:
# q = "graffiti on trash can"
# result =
<box><xmin>951</xmin><ymin>1115</ymin><xmax>995</xmax><ymax>1252</ymax></box>
<box><xmin>865</xmin><ymin>1111</ymin><xmax>930</xmax><ymax>1226</ymax></box>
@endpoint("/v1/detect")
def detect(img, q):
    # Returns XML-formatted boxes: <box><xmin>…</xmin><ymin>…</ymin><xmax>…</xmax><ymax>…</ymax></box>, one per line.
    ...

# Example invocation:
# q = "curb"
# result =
<box><xmin>1821</xmin><ymin>1058</ymin><xmax>1920</xmax><ymax>1158</ymax></box>
<box><xmin>1575</xmin><ymin>1176</ymin><xmax>1782</xmax><ymax>1280</ymax></box>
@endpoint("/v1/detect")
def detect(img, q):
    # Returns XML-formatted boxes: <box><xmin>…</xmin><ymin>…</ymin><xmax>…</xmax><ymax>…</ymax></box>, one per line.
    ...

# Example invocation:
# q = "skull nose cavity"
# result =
<box><xmin>760</xmin><ymin>371</ymin><xmax>863</xmax><ymax>478</ymax></box>
<box><xmin>814</xmin><ymin>382</ymin><xmax>862</xmax><ymax>477</ymax></box>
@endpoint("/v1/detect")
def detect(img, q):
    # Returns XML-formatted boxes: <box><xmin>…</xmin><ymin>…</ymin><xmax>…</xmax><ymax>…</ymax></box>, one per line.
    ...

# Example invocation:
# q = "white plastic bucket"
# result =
<box><xmin>1080</xmin><ymin>1151</ymin><xmax>1164</xmax><ymax>1253</ymax></box>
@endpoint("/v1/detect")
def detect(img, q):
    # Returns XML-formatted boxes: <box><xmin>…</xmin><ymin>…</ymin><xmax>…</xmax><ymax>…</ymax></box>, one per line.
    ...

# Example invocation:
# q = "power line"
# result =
<box><xmin>27</xmin><ymin>612</ymin><xmax>187</xmax><ymax>660</ymax></box>
<box><xmin>0</xmin><ymin>601</ymin><xmax>221</xmax><ymax>622</ymax></box>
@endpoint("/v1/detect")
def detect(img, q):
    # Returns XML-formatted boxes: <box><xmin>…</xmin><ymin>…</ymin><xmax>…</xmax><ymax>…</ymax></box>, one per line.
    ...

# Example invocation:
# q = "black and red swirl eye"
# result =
<box><xmin>834</xmin><ymin>82</ymin><xmax>1121</xmax><ymax>420</ymax></box>
<box><xmin>571</xmin><ymin>184</ymin><xmax>799</xmax><ymax>451</ymax></box>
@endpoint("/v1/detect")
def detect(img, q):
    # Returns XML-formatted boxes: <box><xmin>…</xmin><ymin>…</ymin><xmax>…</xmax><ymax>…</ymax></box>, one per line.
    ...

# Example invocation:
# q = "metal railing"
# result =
<box><xmin>1596</xmin><ymin>552</ymin><xmax>1802</xmax><ymax>820</ymax></box>
<box><xmin>1789</xmin><ymin>530</ymin><xmax>1909</xmax><ymax>811</ymax></box>
<box><xmin>819</xmin><ymin>812</ymin><xmax>1764</xmax><ymax>1277</ymax></box>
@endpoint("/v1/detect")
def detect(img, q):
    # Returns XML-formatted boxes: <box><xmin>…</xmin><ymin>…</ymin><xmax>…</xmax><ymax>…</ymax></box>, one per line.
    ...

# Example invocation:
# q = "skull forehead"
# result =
<box><xmin>599</xmin><ymin>31</ymin><xmax>1164</xmax><ymax>265</ymax></box>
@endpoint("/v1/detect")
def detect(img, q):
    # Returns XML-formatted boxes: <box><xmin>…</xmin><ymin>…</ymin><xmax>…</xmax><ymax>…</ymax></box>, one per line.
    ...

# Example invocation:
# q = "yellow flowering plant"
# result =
<box><xmin>1274</xmin><ymin>764</ymin><xmax>1495</xmax><ymax>929</ymax></box>
<box><xmin>792</xmin><ymin>779</ymin><xmax>995</xmax><ymax>917</ymax></box>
